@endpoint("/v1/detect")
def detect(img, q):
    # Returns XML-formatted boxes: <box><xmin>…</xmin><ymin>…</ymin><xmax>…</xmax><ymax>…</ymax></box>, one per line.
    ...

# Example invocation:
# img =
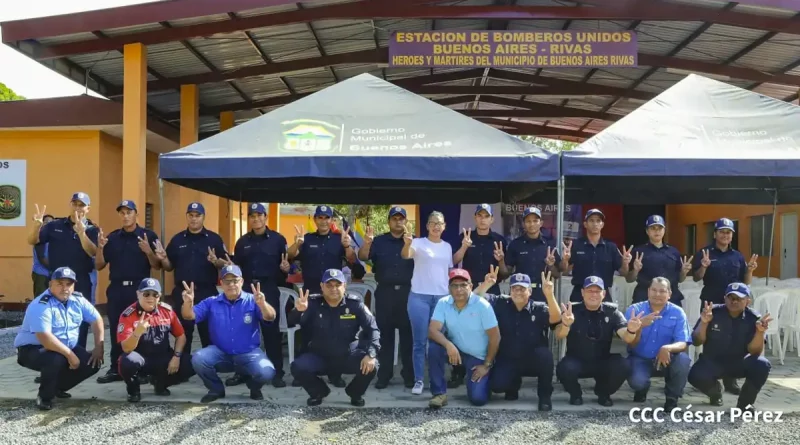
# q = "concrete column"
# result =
<box><xmin>122</xmin><ymin>43</ymin><xmax>147</xmax><ymax>209</ymax></box>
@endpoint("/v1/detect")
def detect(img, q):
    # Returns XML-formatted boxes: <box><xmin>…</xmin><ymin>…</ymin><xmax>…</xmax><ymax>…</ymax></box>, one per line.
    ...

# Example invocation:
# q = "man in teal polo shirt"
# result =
<box><xmin>427</xmin><ymin>268</ymin><xmax>500</xmax><ymax>408</ymax></box>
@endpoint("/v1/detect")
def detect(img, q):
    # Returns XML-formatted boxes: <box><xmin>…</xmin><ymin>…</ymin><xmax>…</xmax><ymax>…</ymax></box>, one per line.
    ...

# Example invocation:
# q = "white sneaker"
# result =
<box><xmin>411</xmin><ymin>380</ymin><xmax>424</xmax><ymax>395</ymax></box>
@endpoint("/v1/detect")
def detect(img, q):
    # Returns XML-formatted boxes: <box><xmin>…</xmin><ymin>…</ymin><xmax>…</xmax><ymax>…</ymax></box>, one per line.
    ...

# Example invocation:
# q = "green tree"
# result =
<box><xmin>0</xmin><ymin>82</ymin><xmax>24</xmax><ymax>101</ymax></box>
<box><xmin>519</xmin><ymin>135</ymin><xmax>578</xmax><ymax>152</ymax></box>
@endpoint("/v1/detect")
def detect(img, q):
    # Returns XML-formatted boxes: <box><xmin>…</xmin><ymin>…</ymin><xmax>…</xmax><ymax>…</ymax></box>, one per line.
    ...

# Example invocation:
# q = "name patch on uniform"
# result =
<box><xmin>122</xmin><ymin>306</ymin><xmax>135</xmax><ymax>316</ymax></box>
<box><xmin>340</xmin><ymin>314</ymin><xmax>356</xmax><ymax>320</ymax></box>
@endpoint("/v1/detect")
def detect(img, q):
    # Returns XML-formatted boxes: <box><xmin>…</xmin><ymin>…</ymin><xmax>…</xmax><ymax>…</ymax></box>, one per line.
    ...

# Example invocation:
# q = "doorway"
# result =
<box><xmin>780</xmin><ymin>213</ymin><xmax>798</xmax><ymax>279</ymax></box>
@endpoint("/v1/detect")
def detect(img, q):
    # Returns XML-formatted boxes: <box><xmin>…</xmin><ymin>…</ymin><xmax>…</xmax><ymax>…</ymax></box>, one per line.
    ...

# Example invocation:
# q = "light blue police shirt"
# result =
<box><xmin>431</xmin><ymin>293</ymin><xmax>498</xmax><ymax>360</ymax></box>
<box><xmin>14</xmin><ymin>291</ymin><xmax>100</xmax><ymax>349</ymax></box>
<box><xmin>626</xmin><ymin>301</ymin><xmax>690</xmax><ymax>359</ymax></box>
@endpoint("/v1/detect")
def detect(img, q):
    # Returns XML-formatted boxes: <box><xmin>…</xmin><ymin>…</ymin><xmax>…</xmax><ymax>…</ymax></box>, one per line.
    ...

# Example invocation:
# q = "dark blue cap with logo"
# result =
<box><xmin>510</xmin><ymin>273</ymin><xmax>532</xmax><ymax>288</ymax></box>
<box><xmin>389</xmin><ymin>206</ymin><xmax>407</xmax><ymax>218</ymax></box>
<box><xmin>187</xmin><ymin>202</ymin><xmax>205</xmax><ymax>215</ymax></box>
<box><xmin>315</xmin><ymin>205</ymin><xmax>333</xmax><ymax>218</ymax></box>
<box><xmin>583</xmin><ymin>275</ymin><xmax>605</xmax><ymax>289</ymax></box>
<box><xmin>71</xmin><ymin>192</ymin><xmax>90</xmax><ymax>206</ymax></box>
<box><xmin>248</xmin><ymin>202</ymin><xmax>266</xmax><ymax>215</ymax></box>
<box><xmin>51</xmin><ymin>267</ymin><xmax>77</xmax><ymax>282</ymax></box>
<box><xmin>474</xmin><ymin>203</ymin><xmax>493</xmax><ymax>216</ymax></box>
<box><xmin>646</xmin><ymin>215</ymin><xmax>665</xmax><ymax>227</ymax></box>
<box><xmin>220</xmin><ymin>264</ymin><xmax>242</xmax><ymax>278</ymax></box>
<box><xmin>585</xmin><ymin>208</ymin><xmax>604</xmax><ymax>221</ymax></box>
<box><xmin>725</xmin><ymin>282</ymin><xmax>750</xmax><ymax>298</ymax></box>
<box><xmin>715</xmin><ymin>218</ymin><xmax>735</xmax><ymax>232</ymax></box>
<box><xmin>116</xmin><ymin>200</ymin><xmax>137</xmax><ymax>212</ymax></box>
<box><xmin>322</xmin><ymin>268</ymin><xmax>345</xmax><ymax>283</ymax></box>
<box><xmin>523</xmin><ymin>206</ymin><xmax>542</xmax><ymax>219</ymax></box>
<box><xmin>138</xmin><ymin>278</ymin><xmax>162</xmax><ymax>294</ymax></box>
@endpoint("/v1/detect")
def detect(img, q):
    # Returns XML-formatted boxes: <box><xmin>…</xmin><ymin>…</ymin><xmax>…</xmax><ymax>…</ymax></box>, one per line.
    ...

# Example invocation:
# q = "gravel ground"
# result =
<box><xmin>0</xmin><ymin>399</ymin><xmax>796</xmax><ymax>445</ymax></box>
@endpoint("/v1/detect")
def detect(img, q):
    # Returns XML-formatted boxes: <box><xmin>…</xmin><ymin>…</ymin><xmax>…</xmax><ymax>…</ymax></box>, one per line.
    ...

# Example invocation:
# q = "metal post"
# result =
<box><xmin>766</xmin><ymin>189</ymin><xmax>778</xmax><ymax>285</ymax></box>
<box><xmin>158</xmin><ymin>178</ymin><xmax>166</xmax><ymax>285</ymax></box>
<box><xmin>556</xmin><ymin>175</ymin><xmax>567</xmax><ymax>360</ymax></box>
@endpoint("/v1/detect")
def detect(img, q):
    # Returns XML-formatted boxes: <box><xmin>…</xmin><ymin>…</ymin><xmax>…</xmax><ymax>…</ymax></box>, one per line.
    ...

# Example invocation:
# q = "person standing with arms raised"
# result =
<box><xmin>402</xmin><ymin>211</ymin><xmax>454</xmax><ymax>396</ymax></box>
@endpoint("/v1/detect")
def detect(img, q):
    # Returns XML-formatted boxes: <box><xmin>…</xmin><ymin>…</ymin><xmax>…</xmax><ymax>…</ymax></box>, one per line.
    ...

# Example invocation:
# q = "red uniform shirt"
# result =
<box><xmin>117</xmin><ymin>302</ymin><xmax>184</xmax><ymax>355</ymax></box>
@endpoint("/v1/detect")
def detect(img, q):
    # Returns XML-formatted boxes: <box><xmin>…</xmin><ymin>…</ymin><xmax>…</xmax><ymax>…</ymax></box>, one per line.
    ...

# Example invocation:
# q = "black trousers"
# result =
<box><xmin>32</xmin><ymin>272</ymin><xmax>49</xmax><ymax>298</ymax></box>
<box><xmin>106</xmin><ymin>281</ymin><xmax>140</xmax><ymax>369</ymax></box>
<box><xmin>118</xmin><ymin>350</ymin><xmax>195</xmax><ymax>395</ymax></box>
<box><xmin>75</xmin><ymin>278</ymin><xmax>93</xmax><ymax>348</ymax></box>
<box><xmin>259</xmin><ymin>291</ymin><xmax>285</xmax><ymax>378</ymax></box>
<box><xmin>490</xmin><ymin>347</ymin><xmax>554</xmax><ymax>399</ymax></box>
<box><xmin>291</xmin><ymin>350</ymin><xmax>377</xmax><ymax>398</ymax></box>
<box><xmin>17</xmin><ymin>345</ymin><xmax>100</xmax><ymax>401</ymax></box>
<box><xmin>556</xmin><ymin>353</ymin><xmax>630</xmax><ymax>398</ymax></box>
<box><xmin>374</xmin><ymin>283</ymin><xmax>413</xmax><ymax>383</ymax></box>
<box><xmin>172</xmin><ymin>286</ymin><xmax>216</xmax><ymax>355</ymax></box>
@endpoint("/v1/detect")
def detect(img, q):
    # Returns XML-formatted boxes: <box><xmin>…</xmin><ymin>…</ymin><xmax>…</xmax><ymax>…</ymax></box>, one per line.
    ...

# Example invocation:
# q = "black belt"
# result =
<box><xmin>112</xmin><ymin>280</ymin><xmax>140</xmax><ymax>286</ymax></box>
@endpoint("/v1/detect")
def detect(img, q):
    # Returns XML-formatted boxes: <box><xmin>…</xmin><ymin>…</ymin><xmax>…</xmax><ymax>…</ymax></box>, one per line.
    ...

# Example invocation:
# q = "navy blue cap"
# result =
<box><xmin>474</xmin><ymin>203</ymin><xmax>493</xmax><ymax>216</ymax></box>
<box><xmin>583</xmin><ymin>275</ymin><xmax>605</xmax><ymax>289</ymax></box>
<box><xmin>523</xmin><ymin>206</ymin><xmax>542</xmax><ymax>219</ymax></box>
<box><xmin>715</xmin><ymin>218</ymin><xmax>735</xmax><ymax>232</ymax></box>
<box><xmin>220</xmin><ymin>264</ymin><xmax>242</xmax><ymax>279</ymax></box>
<box><xmin>322</xmin><ymin>268</ymin><xmax>345</xmax><ymax>283</ymax></box>
<box><xmin>187</xmin><ymin>202</ymin><xmax>205</xmax><ymax>215</ymax></box>
<box><xmin>51</xmin><ymin>267</ymin><xmax>77</xmax><ymax>282</ymax></box>
<box><xmin>725</xmin><ymin>282</ymin><xmax>751</xmax><ymax>298</ymax></box>
<box><xmin>389</xmin><ymin>206</ymin><xmax>407</xmax><ymax>218</ymax></box>
<box><xmin>248</xmin><ymin>202</ymin><xmax>266</xmax><ymax>215</ymax></box>
<box><xmin>116</xmin><ymin>200</ymin><xmax>137</xmax><ymax>212</ymax></box>
<box><xmin>138</xmin><ymin>278</ymin><xmax>162</xmax><ymax>294</ymax></box>
<box><xmin>315</xmin><ymin>205</ymin><xmax>333</xmax><ymax>218</ymax></box>
<box><xmin>510</xmin><ymin>273</ymin><xmax>532</xmax><ymax>288</ymax></box>
<box><xmin>585</xmin><ymin>208</ymin><xmax>604</xmax><ymax>221</ymax></box>
<box><xmin>646</xmin><ymin>215</ymin><xmax>665</xmax><ymax>227</ymax></box>
<box><xmin>71</xmin><ymin>192</ymin><xmax>90</xmax><ymax>206</ymax></box>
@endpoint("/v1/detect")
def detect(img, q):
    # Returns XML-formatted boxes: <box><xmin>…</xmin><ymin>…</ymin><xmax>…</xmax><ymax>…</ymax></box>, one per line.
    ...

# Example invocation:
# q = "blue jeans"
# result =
<box><xmin>407</xmin><ymin>292</ymin><xmax>444</xmax><ymax>381</ymax></box>
<box><xmin>191</xmin><ymin>345</ymin><xmax>276</xmax><ymax>395</ymax></box>
<box><xmin>429</xmin><ymin>341</ymin><xmax>489</xmax><ymax>406</ymax></box>
<box><xmin>627</xmin><ymin>352</ymin><xmax>691</xmax><ymax>400</ymax></box>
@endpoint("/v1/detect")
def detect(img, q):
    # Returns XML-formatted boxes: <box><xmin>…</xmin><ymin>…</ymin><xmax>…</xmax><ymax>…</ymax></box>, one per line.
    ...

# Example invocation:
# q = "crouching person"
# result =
<box><xmin>427</xmin><ymin>269</ymin><xmax>500</xmax><ymax>408</ymax></box>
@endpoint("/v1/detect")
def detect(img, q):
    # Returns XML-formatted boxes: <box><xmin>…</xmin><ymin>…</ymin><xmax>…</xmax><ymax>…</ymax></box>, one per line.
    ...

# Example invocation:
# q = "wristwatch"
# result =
<box><xmin>483</xmin><ymin>361</ymin><xmax>494</xmax><ymax>369</ymax></box>
<box><xmin>368</xmin><ymin>350</ymin><xmax>377</xmax><ymax>359</ymax></box>
<box><xmin>174</xmin><ymin>351</ymin><xmax>183</xmax><ymax>358</ymax></box>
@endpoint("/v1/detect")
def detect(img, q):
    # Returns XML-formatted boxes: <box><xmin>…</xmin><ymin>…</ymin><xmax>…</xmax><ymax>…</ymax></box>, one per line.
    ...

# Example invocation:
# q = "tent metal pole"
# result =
<box><xmin>556</xmin><ymin>175</ymin><xmax>566</xmax><ymax>360</ymax></box>
<box><xmin>238</xmin><ymin>196</ymin><xmax>243</xmax><ymax>238</ymax></box>
<box><xmin>766</xmin><ymin>189</ymin><xmax>778</xmax><ymax>285</ymax></box>
<box><xmin>158</xmin><ymin>178</ymin><xmax>166</xmax><ymax>285</ymax></box>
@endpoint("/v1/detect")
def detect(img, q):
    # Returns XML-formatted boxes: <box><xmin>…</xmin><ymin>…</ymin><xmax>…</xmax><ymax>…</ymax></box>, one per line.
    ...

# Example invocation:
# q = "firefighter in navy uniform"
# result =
<box><xmin>95</xmin><ymin>200</ymin><xmax>161</xmax><ymax>384</ymax></box>
<box><xmin>505</xmin><ymin>206</ymin><xmax>561</xmax><ymax>303</ymax></box>
<box><xmin>117</xmin><ymin>278</ymin><xmax>194</xmax><ymax>402</ymax></box>
<box><xmin>289</xmin><ymin>269</ymin><xmax>380</xmax><ymax>407</ymax></box>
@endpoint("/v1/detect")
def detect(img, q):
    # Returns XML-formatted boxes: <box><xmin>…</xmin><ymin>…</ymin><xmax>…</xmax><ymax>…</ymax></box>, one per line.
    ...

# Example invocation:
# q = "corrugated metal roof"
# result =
<box><xmin>147</xmin><ymin>41</ymin><xmax>212</xmax><ymax>78</ymax></box>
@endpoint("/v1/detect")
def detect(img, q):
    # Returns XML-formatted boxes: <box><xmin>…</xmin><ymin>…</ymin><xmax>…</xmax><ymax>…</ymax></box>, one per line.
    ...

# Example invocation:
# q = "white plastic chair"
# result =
<box><xmin>278</xmin><ymin>288</ymin><xmax>301</xmax><ymax>364</ymax></box>
<box><xmin>683</xmin><ymin>289</ymin><xmax>703</xmax><ymax>362</ymax></box>
<box><xmin>754</xmin><ymin>291</ymin><xmax>787</xmax><ymax>365</ymax></box>
<box><xmin>779</xmin><ymin>289</ymin><xmax>800</xmax><ymax>357</ymax></box>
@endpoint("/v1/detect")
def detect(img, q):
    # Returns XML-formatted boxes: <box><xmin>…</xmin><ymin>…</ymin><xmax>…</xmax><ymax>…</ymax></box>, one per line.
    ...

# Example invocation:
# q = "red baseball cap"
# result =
<box><xmin>448</xmin><ymin>269</ymin><xmax>471</xmax><ymax>282</ymax></box>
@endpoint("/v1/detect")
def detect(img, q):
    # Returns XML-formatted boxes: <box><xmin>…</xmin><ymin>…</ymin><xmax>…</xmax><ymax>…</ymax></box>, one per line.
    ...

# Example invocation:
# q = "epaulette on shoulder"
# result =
<box><xmin>39</xmin><ymin>294</ymin><xmax>51</xmax><ymax>304</ymax></box>
<box><xmin>122</xmin><ymin>306</ymin><xmax>136</xmax><ymax>317</ymax></box>
<box><xmin>109</xmin><ymin>228</ymin><xmax>122</xmax><ymax>236</ymax></box>
<box><xmin>159</xmin><ymin>302</ymin><xmax>173</xmax><ymax>311</ymax></box>
<box><xmin>72</xmin><ymin>291</ymin><xmax>85</xmax><ymax>299</ymax></box>
<box><xmin>603</xmin><ymin>302</ymin><xmax>619</xmax><ymax>309</ymax></box>
<box><xmin>346</xmin><ymin>294</ymin><xmax>362</xmax><ymax>301</ymax></box>
<box><xmin>531</xmin><ymin>301</ymin><xmax>547</xmax><ymax>307</ymax></box>
<box><xmin>308</xmin><ymin>293</ymin><xmax>323</xmax><ymax>299</ymax></box>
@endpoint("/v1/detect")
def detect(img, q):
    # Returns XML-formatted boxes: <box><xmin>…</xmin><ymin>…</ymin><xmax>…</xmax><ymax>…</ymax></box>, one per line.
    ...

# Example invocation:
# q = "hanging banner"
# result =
<box><xmin>0</xmin><ymin>160</ymin><xmax>25</xmax><ymax>227</ymax></box>
<box><xmin>389</xmin><ymin>30</ymin><xmax>638</xmax><ymax>68</ymax></box>
<box><xmin>502</xmin><ymin>203</ymin><xmax>583</xmax><ymax>241</ymax></box>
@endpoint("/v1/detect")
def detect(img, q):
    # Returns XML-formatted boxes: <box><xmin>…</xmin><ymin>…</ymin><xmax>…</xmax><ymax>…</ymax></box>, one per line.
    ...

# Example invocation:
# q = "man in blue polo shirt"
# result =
<box><xmin>625</xmin><ymin>276</ymin><xmax>691</xmax><ymax>413</ymax></box>
<box><xmin>427</xmin><ymin>269</ymin><xmax>500</xmax><ymax>408</ymax></box>
<box><xmin>15</xmin><ymin>267</ymin><xmax>106</xmax><ymax>410</ymax></box>
<box><xmin>182</xmin><ymin>265</ymin><xmax>277</xmax><ymax>403</ymax></box>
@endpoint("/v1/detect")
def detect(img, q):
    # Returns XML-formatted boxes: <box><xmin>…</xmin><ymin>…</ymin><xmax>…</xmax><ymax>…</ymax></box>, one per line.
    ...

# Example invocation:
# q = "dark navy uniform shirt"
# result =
<box><xmin>287</xmin><ymin>294</ymin><xmax>380</xmax><ymax>359</ymax></box>
<box><xmin>630</xmin><ymin>243</ymin><xmax>684</xmax><ymax>303</ymax></box>
<box><xmin>565</xmin><ymin>302</ymin><xmax>627</xmax><ymax>361</ymax></box>
<box><xmin>695</xmin><ymin>305</ymin><xmax>762</xmax><ymax>362</ymax></box>
<box><xmin>486</xmin><ymin>294</ymin><xmax>556</xmax><ymax>360</ymax></box>
<box><xmin>505</xmin><ymin>234</ymin><xmax>561</xmax><ymax>302</ymax></box>
<box><xmin>296</xmin><ymin>232</ymin><xmax>349</xmax><ymax>293</ymax></box>
<box><xmin>103</xmin><ymin>225</ymin><xmax>159</xmax><ymax>282</ymax></box>
<box><xmin>368</xmin><ymin>233</ymin><xmax>414</xmax><ymax>285</ymax></box>
<box><xmin>165</xmin><ymin>228</ymin><xmax>226</xmax><ymax>289</ymax></box>
<box><xmin>691</xmin><ymin>245</ymin><xmax>747</xmax><ymax>304</ymax></box>
<box><xmin>458</xmin><ymin>231</ymin><xmax>507</xmax><ymax>294</ymax></box>
<box><xmin>569</xmin><ymin>237</ymin><xmax>622</xmax><ymax>290</ymax></box>
<box><xmin>117</xmin><ymin>302</ymin><xmax>183</xmax><ymax>356</ymax></box>
<box><xmin>232</xmin><ymin>229</ymin><xmax>288</xmax><ymax>292</ymax></box>
<box><xmin>37</xmin><ymin>217</ymin><xmax>100</xmax><ymax>277</ymax></box>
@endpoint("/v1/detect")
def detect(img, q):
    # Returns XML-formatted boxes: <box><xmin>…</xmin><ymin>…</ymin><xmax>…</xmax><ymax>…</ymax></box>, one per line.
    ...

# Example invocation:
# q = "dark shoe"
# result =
<box><xmin>55</xmin><ymin>391</ymin><xmax>71</xmax><ymax>399</ymax></box>
<box><xmin>350</xmin><ymin>397</ymin><xmax>365</xmax><ymax>407</ymax></box>
<box><xmin>597</xmin><ymin>395</ymin><xmax>613</xmax><ymax>407</ymax></box>
<box><xmin>34</xmin><ymin>376</ymin><xmax>41</xmax><ymax>384</ymax></box>
<box><xmin>226</xmin><ymin>373</ymin><xmax>247</xmax><ymax>387</ymax></box>
<box><xmin>272</xmin><ymin>377</ymin><xmax>286</xmax><ymax>388</ymax></box>
<box><xmin>292</xmin><ymin>379</ymin><xmax>302</xmax><ymax>388</ymax></box>
<box><xmin>404</xmin><ymin>380</ymin><xmax>415</xmax><ymax>389</ymax></box>
<box><xmin>375</xmin><ymin>379</ymin><xmax>390</xmax><ymax>390</ymax></box>
<box><xmin>329</xmin><ymin>376</ymin><xmax>346</xmax><ymax>388</ymax></box>
<box><xmin>307</xmin><ymin>386</ymin><xmax>331</xmax><ymax>406</ymax></box>
<box><xmin>127</xmin><ymin>393</ymin><xmax>141</xmax><ymax>403</ymax></box>
<box><xmin>633</xmin><ymin>390</ymin><xmax>647</xmax><ymax>403</ymax></box>
<box><xmin>538</xmin><ymin>399</ymin><xmax>552</xmax><ymax>412</ymax></box>
<box><xmin>35</xmin><ymin>397</ymin><xmax>53</xmax><ymax>411</ymax></box>
<box><xmin>447</xmin><ymin>372</ymin><xmax>464</xmax><ymax>389</ymax></box>
<box><xmin>137</xmin><ymin>375</ymin><xmax>149</xmax><ymax>385</ymax></box>
<box><xmin>504</xmin><ymin>391</ymin><xmax>519</xmax><ymax>401</ymax></box>
<box><xmin>664</xmin><ymin>398</ymin><xmax>679</xmax><ymax>412</ymax></box>
<box><xmin>569</xmin><ymin>394</ymin><xmax>583</xmax><ymax>406</ymax></box>
<box><xmin>250</xmin><ymin>389</ymin><xmax>264</xmax><ymax>401</ymax></box>
<box><xmin>710</xmin><ymin>395</ymin><xmax>724</xmax><ymax>406</ymax></box>
<box><xmin>97</xmin><ymin>370</ymin><xmax>123</xmax><ymax>384</ymax></box>
<box><xmin>154</xmin><ymin>387</ymin><xmax>171</xmax><ymax>396</ymax></box>
<box><xmin>200</xmin><ymin>392</ymin><xmax>225</xmax><ymax>403</ymax></box>
<box><xmin>737</xmin><ymin>403</ymin><xmax>755</xmax><ymax>413</ymax></box>
<box><xmin>724</xmin><ymin>378</ymin><xmax>741</xmax><ymax>395</ymax></box>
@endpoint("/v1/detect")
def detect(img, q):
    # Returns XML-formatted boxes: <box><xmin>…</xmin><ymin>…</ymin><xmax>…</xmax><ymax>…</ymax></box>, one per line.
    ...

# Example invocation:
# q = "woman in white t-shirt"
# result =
<box><xmin>401</xmin><ymin>211</ymin><xmax>453</xmax><ymax>395</ymax></box>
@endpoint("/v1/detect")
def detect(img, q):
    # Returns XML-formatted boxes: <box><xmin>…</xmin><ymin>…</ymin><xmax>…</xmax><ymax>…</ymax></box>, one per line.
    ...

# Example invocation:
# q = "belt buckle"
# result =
<box><xmin>531</xmin><ymin>283</ymin><xmax>538</xmax><ymax>288</ymax></box>
<box><xmin>394</xmin><ymin>285</ymin><xmax>401</xmax><ymax>290</ymax></box>
<box><xmin>123</xmin><ymin>281</ymin><xmax>133</xmax><ymax>286</ymax></box>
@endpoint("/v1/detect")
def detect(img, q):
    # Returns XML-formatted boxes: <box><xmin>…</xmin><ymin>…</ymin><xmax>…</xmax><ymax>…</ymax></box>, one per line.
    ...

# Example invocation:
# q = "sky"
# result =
<box><xmin>0</xmin><ymin>0</ymin><xmax>160</xmax><ymax>99</ymax></box>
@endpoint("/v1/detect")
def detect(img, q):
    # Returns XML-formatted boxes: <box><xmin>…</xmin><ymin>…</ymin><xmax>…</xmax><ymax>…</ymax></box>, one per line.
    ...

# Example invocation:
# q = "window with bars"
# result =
<box><xmin>750</xmin><ymin>214</ymin><xmax>774</xmax><ymax>256</ymax></box>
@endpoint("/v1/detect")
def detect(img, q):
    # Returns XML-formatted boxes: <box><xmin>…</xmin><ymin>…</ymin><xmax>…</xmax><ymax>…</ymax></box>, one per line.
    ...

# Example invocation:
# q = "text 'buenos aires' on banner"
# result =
<box><xmin>388</xmin><ymin>30</ymin><xmax>638</xmax><ymax>68</ymax></box>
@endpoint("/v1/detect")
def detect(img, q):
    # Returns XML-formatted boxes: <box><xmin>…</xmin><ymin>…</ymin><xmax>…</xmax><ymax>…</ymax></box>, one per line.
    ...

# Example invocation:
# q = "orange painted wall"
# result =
<box><xmin>666</xmin><ymin>204</ymin><xmax>800</xmax><ymax>278</ymax></box>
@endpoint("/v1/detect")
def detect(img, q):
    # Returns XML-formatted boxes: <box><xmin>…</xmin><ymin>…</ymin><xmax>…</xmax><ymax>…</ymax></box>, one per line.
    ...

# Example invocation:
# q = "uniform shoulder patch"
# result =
<box><xmin>122</xmin><ymin>306</ymin><xmax>136</xmax><ymax>317</ymax></box>
<box><xmin>346</xmin><ymin>294</ymin><xmax>361</xmax><ymax>301</ymax></box>
<box><xmin>309</xmin><ymin>293</ymin><xmax>323</xmax><ymax>299</ymax></box>
<box><xmin>117</xmin><ymin>323</ymin><xmax>125</xmax><ymax>334</ymax></box>
<box><xmin>39</xmin><ymin>294</ymin><xmax>51</xmax><ymax>304</ymax></box>
<box><xmin>159</xmin><ymin>302</ymin><xmax>173</xmax><ymax>311</ymax></box>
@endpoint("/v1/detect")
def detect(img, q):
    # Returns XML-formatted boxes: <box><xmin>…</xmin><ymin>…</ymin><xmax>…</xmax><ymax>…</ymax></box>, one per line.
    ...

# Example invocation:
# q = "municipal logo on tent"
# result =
<box><xmin>280</xmin><ymin>119</ymin><xmax>341</xmax><ymax>153</ymax></box>
<box><xmin>0</xmin><ymin>185</ymin><xmax>21</xmax><ymax>220</ymax></box>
